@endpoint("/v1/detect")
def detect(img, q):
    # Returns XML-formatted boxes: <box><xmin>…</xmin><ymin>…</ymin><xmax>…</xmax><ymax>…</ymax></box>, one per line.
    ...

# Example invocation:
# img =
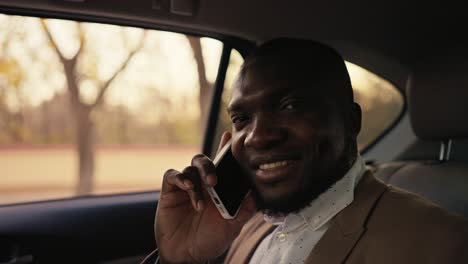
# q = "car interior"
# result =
<box><xmin>0</xmin><ymin>0</ymin><xmax>466</xmax><ymax>263</ymax></box>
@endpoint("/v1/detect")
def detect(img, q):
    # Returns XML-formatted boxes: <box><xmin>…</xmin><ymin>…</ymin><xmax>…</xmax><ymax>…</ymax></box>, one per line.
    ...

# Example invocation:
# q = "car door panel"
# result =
<box><xmin>0</xmin><ymin>193</ymin><xmax>158</xmax><ymax>263</ymax></box>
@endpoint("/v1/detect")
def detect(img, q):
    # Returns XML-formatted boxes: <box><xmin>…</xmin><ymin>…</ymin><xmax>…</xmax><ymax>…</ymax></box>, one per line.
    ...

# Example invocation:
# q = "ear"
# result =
<box><xmin>349</xmin><ymin>102</ymin><xmax>362</xmax><ymax>138</ymax></box>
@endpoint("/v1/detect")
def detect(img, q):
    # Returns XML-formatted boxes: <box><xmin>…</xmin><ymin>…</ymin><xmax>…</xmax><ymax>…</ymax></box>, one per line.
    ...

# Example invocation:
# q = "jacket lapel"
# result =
<box><xmin>229</xmin><ymin>219</ymin><xmax>275</xmax><ymax>264</ymax></box>
<box><xmin>304</xmin><ymin>171</ymin><xmax>387</xmax><ymax>264</ymax></box>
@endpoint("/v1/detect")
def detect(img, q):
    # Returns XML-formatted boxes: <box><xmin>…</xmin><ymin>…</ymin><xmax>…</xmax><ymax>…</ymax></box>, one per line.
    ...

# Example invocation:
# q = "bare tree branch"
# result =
<box><xmin>41</xmin><ymin>19</ymin><xmax>84</xmax><ymax>107</ymax></box>
<box><xmin>187</xmin><ymin>36</ymin><xmax>213</xmax><ymax>130</ymax></box>
<box><xmin>91</xmin><ymin>30</ymin><xmax>147</xmax><ymax>109</ymax></box>
<box><xmin>40</xmin><ymin>19</ymin><xmax>67</xmax><ymax>65</ymax></box>
<box><xmin>187</xmin><ymin>37</ymin><xmax>210</xmax><ymax>89</ymax></box>
<box><xmin>72</xmin><ymin>22</ymin><xmax>85</xmax><ymax>61</ymax></box>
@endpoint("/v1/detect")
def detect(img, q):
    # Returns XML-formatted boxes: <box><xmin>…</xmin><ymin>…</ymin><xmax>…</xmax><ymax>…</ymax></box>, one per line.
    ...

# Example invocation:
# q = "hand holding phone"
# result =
<box><xmin>206</xmin><ymin>140</ymin><xmax>253</xmax><ymax>219</ymax></box>
<box><xmin>155</xmin><ymin>132</ymin><xmax>255</xmax><ymax>264</ymax></box>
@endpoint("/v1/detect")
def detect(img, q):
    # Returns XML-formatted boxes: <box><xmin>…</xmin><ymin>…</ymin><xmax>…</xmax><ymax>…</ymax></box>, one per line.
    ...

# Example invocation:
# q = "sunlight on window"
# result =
<box><xmin>0</xmin><ymin>14</ymin><xmax>224</xmax><ymax>205</ymax></box>
<box><xmin>345</xmin><ymin>62</ymin><xmax>403</xmax><ymax>149</ymax></box>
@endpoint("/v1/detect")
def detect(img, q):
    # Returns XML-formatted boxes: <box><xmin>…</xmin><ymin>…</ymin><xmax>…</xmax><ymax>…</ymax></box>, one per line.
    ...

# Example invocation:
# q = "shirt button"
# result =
<box><xmin>313</xmin><ymin>217</ymin><xmax>320</xmax><ymax>226</ymax></box>
<box><xmin>276</xmin><ymin>232</ymin><xmax>287</xmax><ymax>242</ymax></box>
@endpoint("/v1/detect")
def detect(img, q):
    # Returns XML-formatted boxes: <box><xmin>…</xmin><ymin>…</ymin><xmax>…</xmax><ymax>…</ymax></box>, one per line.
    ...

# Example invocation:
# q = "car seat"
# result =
<box><xmin>374</xmin><ymin>62</ymin><xmax>468</xmax><ymax>217</ymax></box>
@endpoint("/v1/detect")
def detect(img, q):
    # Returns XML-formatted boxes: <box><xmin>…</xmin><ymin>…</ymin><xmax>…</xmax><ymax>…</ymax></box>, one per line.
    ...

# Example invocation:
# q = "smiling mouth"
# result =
<box><xmin>259</xmin><ymin>160</ymin><xmax>293</xmax><ymax>170</ymax></box>
<box><xmin>254</xmin><ymin>159</ymin><xmax>300</xmax><ymax>183</ymax></box>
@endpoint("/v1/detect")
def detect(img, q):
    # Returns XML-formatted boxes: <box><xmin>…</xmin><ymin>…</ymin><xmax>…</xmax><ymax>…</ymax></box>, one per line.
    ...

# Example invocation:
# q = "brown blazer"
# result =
<box><xmin>224</xmin><ymin>172</ymin><xmax>468</xmax><ymax>264</ymax></box>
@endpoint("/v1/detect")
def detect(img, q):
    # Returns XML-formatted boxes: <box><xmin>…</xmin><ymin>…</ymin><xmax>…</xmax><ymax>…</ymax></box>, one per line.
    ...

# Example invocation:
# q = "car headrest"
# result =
<box><xmin>408</xmin><ymin>62</ymin><xmax>468</xmax><ymax>141</ymax></box>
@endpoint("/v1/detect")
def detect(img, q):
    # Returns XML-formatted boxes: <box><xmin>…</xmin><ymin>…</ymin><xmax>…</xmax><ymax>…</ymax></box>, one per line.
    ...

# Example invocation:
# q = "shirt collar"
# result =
<box><xmin>264</xmin><ymin>155</ymin><xmax>367</xmax><ymax>232</ymax></box>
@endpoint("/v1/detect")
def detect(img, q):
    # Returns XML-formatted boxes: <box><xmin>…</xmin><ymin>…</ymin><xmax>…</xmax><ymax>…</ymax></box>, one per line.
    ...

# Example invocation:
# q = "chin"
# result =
<box><xmin>247</xmin><ymin>138</ymin><xmax>353</xmax><ymax>215</ymax></box>
<box><xmin>251</xmin><ymin>183</ymin><xmax>313</xmax><ymax>215</ymax></box>
<box><xmin>251</xmin><ymin>160</ymin><xmax>348</xmax><ymax>215</ymax></box>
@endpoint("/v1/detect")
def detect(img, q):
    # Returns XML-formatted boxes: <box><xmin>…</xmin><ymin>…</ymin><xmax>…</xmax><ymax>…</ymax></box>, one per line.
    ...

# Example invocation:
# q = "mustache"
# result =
<box><xmin>245</xmin><ymin>139</ymin><xmax>325</xmax><ymax>164</ymax></box>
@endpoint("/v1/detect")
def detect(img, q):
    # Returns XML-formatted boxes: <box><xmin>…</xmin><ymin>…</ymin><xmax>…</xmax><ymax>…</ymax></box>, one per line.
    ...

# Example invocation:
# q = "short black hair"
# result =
<box><xmin>239</xmin><ymin>38</ymin><xmax>354</xmax><ymax>109</ymax></box>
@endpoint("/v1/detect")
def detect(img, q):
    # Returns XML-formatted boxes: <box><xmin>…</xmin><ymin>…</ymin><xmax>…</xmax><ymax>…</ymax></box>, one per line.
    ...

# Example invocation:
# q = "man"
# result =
<box><xmin>143</xmin><ymin>38</ymin><xmax>468</xmax><ymax>264</ymax></box>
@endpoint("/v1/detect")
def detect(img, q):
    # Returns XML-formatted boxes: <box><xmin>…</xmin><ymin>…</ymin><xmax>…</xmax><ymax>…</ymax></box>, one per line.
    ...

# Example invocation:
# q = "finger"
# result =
<box><xmin>161</xmin><ymin>169</ymin><xmax>192</xmax><ymax>193</ymax></box>
<box><xmin>191</xmin><ymin>154</ymin><xmax>217</xmax><ymax>186</ymax></box>
<box><xmin>217</xmin><ymin>131</ymin><xmax>232</xmax><ymax>154</ymax></box>
<box><xmin>182</xmin><ymin>166</ymin><xmax>205</xmax><ymax>211</ymax></box>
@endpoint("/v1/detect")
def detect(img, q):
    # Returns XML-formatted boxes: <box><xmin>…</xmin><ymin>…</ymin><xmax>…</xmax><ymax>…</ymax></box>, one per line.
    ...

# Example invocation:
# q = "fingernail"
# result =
<box><xmin>207</xmin><ymin>175</ymin><xmax>216</xmax><ymax>186</ymax></box>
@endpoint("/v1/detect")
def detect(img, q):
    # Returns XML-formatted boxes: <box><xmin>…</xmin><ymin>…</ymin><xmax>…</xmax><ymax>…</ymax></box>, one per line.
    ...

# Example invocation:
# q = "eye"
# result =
<box><xmin>280</xmin><ymin>100</ymin><xmax>300</xmax><ymax>111</ymax></box>
<box><xmin>283</xmin><ymin>103</ymin><xmax>295</xmax><ymax>110</ymax></box>
<box><xmin>231</xmin><ymin>114</ymin><xmax>249</xmax><ymax>124</ymax></box>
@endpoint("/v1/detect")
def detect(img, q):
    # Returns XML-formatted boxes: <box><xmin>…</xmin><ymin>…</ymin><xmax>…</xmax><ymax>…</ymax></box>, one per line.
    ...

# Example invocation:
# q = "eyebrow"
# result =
<box><xmin>226</xmin><ymin>89</ymin><xmax>303</xmax><ymax>114</ymax></box>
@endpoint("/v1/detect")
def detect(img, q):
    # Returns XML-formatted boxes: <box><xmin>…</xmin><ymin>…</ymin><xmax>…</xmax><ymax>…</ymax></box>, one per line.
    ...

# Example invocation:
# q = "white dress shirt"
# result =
<box><xmin>249</xmin><ymin>156</ymin><xmax>366</xmax><ymax>264</ymax></box>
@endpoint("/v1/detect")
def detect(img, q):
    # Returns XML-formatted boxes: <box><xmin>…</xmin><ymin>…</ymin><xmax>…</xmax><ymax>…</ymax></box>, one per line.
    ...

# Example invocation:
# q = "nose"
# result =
<box><xmin>244</xmin><ymin>115</ymin><xmax>286</xmax><ymax>150</ymax></box>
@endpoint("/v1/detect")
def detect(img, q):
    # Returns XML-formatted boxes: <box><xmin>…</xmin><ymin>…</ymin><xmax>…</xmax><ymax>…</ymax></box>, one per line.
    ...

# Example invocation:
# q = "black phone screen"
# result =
<box><xmin>214</xmin><ymin>149</ymin><xmax>252</xmax><ymax>216</ymax></box>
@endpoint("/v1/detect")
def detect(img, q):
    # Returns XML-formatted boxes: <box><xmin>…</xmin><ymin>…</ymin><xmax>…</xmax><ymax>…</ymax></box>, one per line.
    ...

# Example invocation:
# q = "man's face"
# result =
<box><xmin>228</xmin><ymin>63</ymin><xmax>354</xmax><ymax>214</ymax></box>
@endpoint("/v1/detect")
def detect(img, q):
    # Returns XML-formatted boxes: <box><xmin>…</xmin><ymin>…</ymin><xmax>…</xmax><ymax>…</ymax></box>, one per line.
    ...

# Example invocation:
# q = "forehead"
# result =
<box><xmin>228</xmin><ymin>64</ymin><xmax>333</xmax><ymax>111</ymax></box>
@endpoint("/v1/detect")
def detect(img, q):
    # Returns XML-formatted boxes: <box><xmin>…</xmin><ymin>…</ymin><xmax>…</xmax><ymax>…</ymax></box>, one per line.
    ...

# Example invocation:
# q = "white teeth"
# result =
<box><xmin>259</xmin><ymin>161</ymin><xmax>289</xmax><ymax>170</ymax></box>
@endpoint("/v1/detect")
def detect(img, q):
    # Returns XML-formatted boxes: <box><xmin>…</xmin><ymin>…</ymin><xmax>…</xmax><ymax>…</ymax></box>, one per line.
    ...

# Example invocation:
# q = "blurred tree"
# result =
<box><xmin>0</xmin><ymin>28</ymin><xmax>27</xmax><ymax>143</ymax></box>
<box><xmin>187</xmin><ymin>37</ymin><xmax>213</xmax><ymax>133</ymax></box>
<box><xmin>40</xmin><ymin>20</ymin><xmax>147</xmax><ymax>195</ymax></box>
<box><xmin>31</xmin><ymin>92</ymin><xmax>73</xmax><ymax>144</ymax></box>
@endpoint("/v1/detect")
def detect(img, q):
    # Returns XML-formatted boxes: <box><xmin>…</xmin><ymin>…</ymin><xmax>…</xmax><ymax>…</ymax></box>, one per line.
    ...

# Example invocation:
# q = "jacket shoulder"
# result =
<box><xmin>361</xmin><ymin>185</ymin><xmax>468</xmax><ymax>263</ymax></box>
<box><xmin>376</xmin><ymin>185</ymin><xmax>467</xmax><ymax>228</ymax></box>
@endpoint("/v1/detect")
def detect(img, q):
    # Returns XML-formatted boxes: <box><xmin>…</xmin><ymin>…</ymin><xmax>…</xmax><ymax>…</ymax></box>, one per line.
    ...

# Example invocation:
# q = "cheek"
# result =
<box><xmin>297</xmin><ymin>125</ymin><xmax>346</xmax><ymax>159</ymax></box>
<box><xmin>230</xmin><ymin>132</ymin><xmax>245</xmax><ymax>162</ymax></box>
<box><xmin>322</xmin><ymin>127</ymin><xmax>347</xmax><ymax>159</ymax></box>
<box><xmin>316</xmin><ymin>113</ymin><xmax>347</xmax><ymax>157</ymax></box>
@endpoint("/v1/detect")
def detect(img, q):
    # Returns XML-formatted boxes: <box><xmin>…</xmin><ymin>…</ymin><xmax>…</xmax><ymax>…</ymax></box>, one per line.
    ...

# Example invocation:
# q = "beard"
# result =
<box><xmin>250</xmin><ymin>137</ymin><xmax>355</xmax><ymax>216</ymax></box>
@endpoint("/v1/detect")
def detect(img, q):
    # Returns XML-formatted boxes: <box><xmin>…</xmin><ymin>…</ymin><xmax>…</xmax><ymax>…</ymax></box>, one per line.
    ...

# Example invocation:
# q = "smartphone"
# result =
<box><xmin>205</xmin><ymin>140</ymin><xmax>252</xmax><ymax>219</ymax></box>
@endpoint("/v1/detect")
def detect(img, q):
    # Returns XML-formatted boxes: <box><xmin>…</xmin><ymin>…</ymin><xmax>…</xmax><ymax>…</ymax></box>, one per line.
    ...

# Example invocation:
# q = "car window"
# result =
<box><xmin>0</xmin><ymin>14</ymin><xmax>224</xmax><ymax>205</ymax></box>
<box><xmin>214</xmin><ymin>59</ymin><xmax>403</xmax><ymax>154</ymax></box>
<box><xmin>346</xmin><ymin>62</ymin><xmax>404</xmax><ymax>150</ymax></box>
